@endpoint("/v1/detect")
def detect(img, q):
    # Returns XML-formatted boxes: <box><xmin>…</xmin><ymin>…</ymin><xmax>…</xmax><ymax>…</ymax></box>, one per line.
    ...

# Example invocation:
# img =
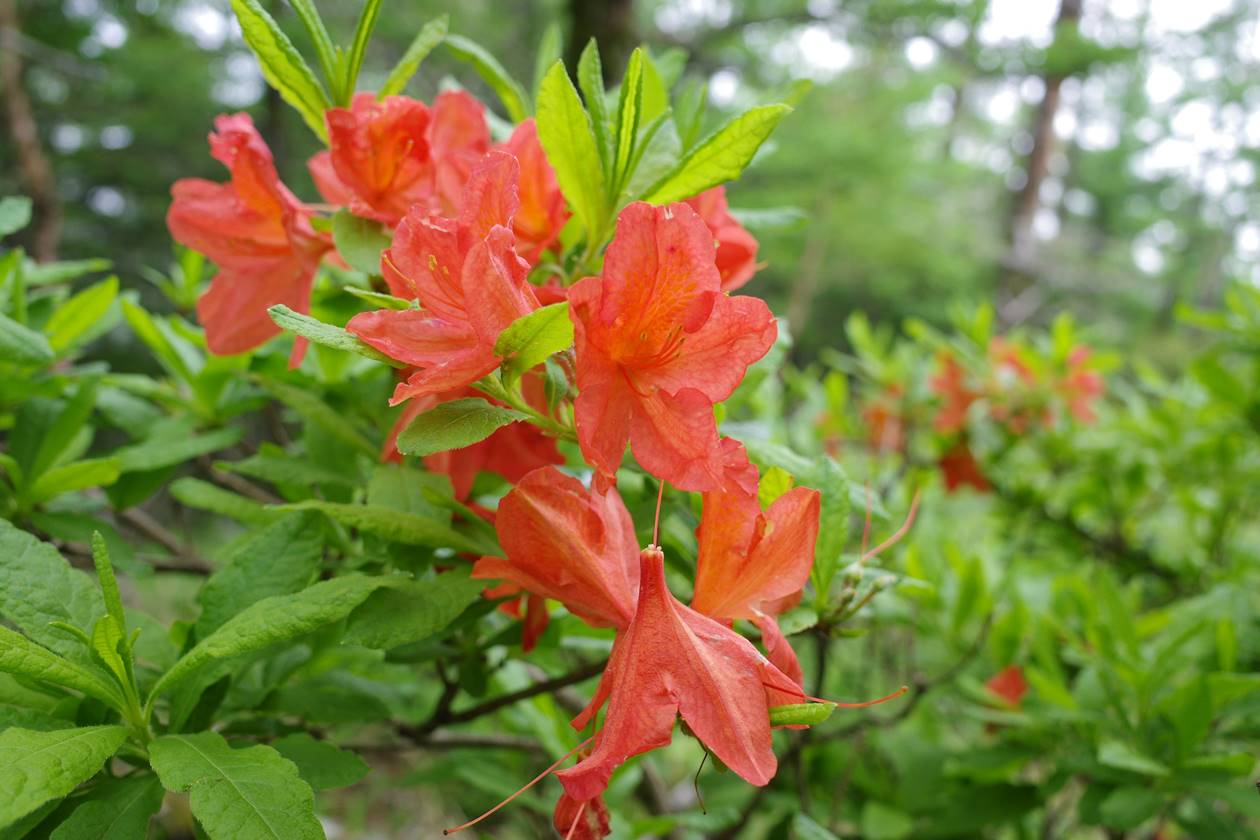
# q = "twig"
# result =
<box><xmin>379</xmin><ymin>731</ymin><xmax>546</xmax><ymax>754</ymax></box>
<box><xmin>197</xmin><ymin>456</ymin><xmax>284</xmax><ymax>505</ymax></box>
<box><xmin>117</xmin><ymin>508</ymin><xmax>211</xmax><ymax>574</ymax></box>
<box><xmin>401</xmin><ymin>659</ymin><xmax>607</xmax><ymax>738</ymax></box>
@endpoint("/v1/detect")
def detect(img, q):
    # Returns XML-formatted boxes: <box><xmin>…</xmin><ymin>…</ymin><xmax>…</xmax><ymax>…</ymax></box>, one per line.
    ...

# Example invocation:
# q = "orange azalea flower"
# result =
<box><xmin>691</xmin><ymin>439</ymin><xmax>821</xmax><ymax>685</ymax></box>
<box><xmin>473</xmin><ymin>467</ymin><xmax>640</xmax><ymax>632</ymax></box>
<box><xmin>556</xmin><ymin>545</ymin><xmax>805</xmax><ymax>802</ymax></box>
<box><xmin>568</xmin><ymin>202</ymin><xmax>776</xmax><ymax>491</ymax></box>
<box><xmin>862</xmin><ymin>385</ymin><xmax>906</xmax><ymax>454</ymax></box>
<box><xmin>685</xmin><ymin>185</ymin><xmax>760</xmax><ymax>291</ymax></box>
<box><xmin>553</xmin><ymin>791</ymin><xmax>611</xmax><ymax>840</ymax></box>
<box><xmin>348</xmin><ymin>151</ymin><xmax>538</xmax><ymax>402</ymax></box>
<box><xmin>167</xmin><ymin>113</ymin><xmax>332</xmax><ymax>362</ymax></box>
<box><xmin>498</xmin><ymin>118</ymin><xmax>569</xmax><ymax>264</ymax></box>
<box><xmin>309</xmin><ymin>90</ymin><xmax>489</xmax><ymax>224</ymax></box>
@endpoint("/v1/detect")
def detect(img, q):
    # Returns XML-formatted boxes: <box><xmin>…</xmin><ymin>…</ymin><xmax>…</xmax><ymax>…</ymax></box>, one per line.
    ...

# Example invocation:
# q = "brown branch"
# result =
<box><xmin>118</xmin><ymin>508</ymin><xmax>211</xmax><ymax>574</ymax></box>
<box><xmin>0</xmin><ymin>1</ymin><xmax>61</xmax><ymax>261</ymax></box>
<box><xmin>197</xmin><ymin>456</ymin><xmax>284</xmax><ymax>505</ymax></box>
<box><xmin>401</xmin><ymin>659</ymin><xmax>607</xmax><ymax>739</ymax></box>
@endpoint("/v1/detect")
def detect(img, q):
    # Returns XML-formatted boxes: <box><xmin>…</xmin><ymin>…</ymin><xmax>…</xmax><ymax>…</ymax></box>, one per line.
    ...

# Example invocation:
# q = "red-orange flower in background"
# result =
<box><xmin>167</xmin><ymin>113</ymin><xmax>331</xmax><ymax>360</ymax></box>
<box><xmin>691</xmin><ymin>439</ymin><xmax>820</xmax><ymax>685</ymax></box>
<box><xmin>986</xmin><ymin>664</ymin><xmax>1028</xmax><ymax>708</ymax></box>
<box><xmin>309</xmin><ymin>90</ymin><xmax>489</xmax><ymax>224</ymax></box>
<box><xmin>499</xmin><ymin>118</ymin><xmax>569</xmax><ymax>264</ymax></box>
<box><xmin>930</xmin><ymin>353</ymin><xmax>978</xmax><ymax>434</ymax></box>
<box><xmin>568</xmin><ymin>202</ymin><xmax>776</xmax><ymax>491</ymax></box>
<box><xmin>685</xmin><ymin>185</ymin><xmax>760</xmax><ymax>291</ymax></box>
<box><xmin>556</xmin><ymin>546</ymin><xmax>804</xmax><ymax>802</ymax></box>
<box><xmin>348</xmin><ymin>151</ymin><xmax>538</xmax><ymax>403</ymax></box>
<box><xmin>472</xmin><ymin>467</ymin><xmax>640</xmax><ymax>631</ymax></box>
<box><xmin>939</xmin><ymin>440</ymin><xmax>989</xmax><ymax>493</ymax></box>
<box><xmin>381</xmin><ymin>379</ymin><xmax>563</xmax><ymax>499</ymax></box>
<box><xmin>862</xmin><ymin>385</ymin><xmax>906</xmax><ymax>454</ymax></box>
<box><xmin>1059</xmin><ymin>345</ymin><xmax>1104</xmax><ymax>424</ymax></box>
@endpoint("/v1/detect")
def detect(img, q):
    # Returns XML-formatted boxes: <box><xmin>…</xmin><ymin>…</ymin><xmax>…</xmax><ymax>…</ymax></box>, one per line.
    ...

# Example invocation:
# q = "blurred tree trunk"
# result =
<box><xmin>0</xmin><ymin>0</ymin><xmax>61</xmax><ymax>262</ymax></box>
<box><xmin>565</xmin><ymin>0</ymin><xmax>635</xmax><ymax>82</ymax></box>
<box><xmin>999</xmin><ymin>0</ymin><xmax>1082</xmax><ymax>322</ymax></box>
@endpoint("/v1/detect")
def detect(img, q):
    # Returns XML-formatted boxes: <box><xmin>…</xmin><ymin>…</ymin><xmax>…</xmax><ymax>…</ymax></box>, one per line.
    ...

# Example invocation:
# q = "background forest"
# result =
<box><xmin>2</xmin><ymin>0</ymin><xmax>1260</xmax><ymax>838</ymax></box>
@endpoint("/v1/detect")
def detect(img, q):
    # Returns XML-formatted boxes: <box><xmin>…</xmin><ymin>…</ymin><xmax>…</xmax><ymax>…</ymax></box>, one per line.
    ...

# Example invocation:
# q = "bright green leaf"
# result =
<box><xmin>0</xmin><ymin>311</ymin><xmax>54</xmax><ymax>366</ymax></box>
<box><xmin>272</xmin><ymin>734</ymin><xmax>369</xmax><ymax>791</ymax></box>
<box><xmin>228</xmin><ymin>0</ymin><xmax>331</xmax><ymax>141</ymax></box>
<box><xmin>379</xmin><ymin>16</ymin><xmax>448</xmax><ymax>98</ymax></box>
<box><xmin>0</xmin><ymin>726</ymin><xmax>128</xmax><ymax>829</ymax></box>
<box><xmin>344</xmin><ymin>571</ymin><xmax>485</xmax><ymax>649</ymax></box>
<box><xmin>443</xmin><ymin>35</ymin><xmax>529</xmax><ymax>122</ymax></box>
<box><xmin>0</xmin><ymin>627</ymin><xmax>124</xmax><ymax>709</ymax></box>
<box><xmin>493</xmin><ymin>303</ymin><xmax>574</xmax><ymax>382</ymax></box>
<box><xmin>329</xmin><ymin>210</ymin><xmax>391</xmax><ymax>277</ymax></box>
<box><xmin>272</xmin><ymin>500</ymin><xmax>496</xmax><ymax>556</ymax></box>
<box><xmin>0</xmin><ymin>197</ymin><xmax>32</xmax><ymax>237</ymax></box>
<box><xmin>396</xmin><ymin>397</ymin><xmax>527</xmax><ymax>457</ymax></box>
<box><xmin>536</xmin><ymin>61</ymin><xmax>609</xmax><ymax>241</ymax></box>
<box><xmin>644</xmin><ymin>104</ymin><xmax>791</xmax><ymax>204</ymax></box>
<box><xmin>267</xmin><ymin>304</ymin><xmax>402</xmax><ymax>368</ymax></box>
<box><xmin>768</xmin><ymin>703</ymin><xmax>834</xmax><ymax>727</ymax></box>
<box><xmin>149</xmin><ymin>732</ymin><xmax>323</xmax><ymax>840</ymax></box>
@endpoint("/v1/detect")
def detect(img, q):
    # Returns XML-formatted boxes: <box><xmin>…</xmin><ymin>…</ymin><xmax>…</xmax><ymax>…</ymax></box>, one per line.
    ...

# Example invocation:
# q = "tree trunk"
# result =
<box><xmin>565</xmin><ymin>0</ymin><xmax>636</xmax><ymax>82</ymax></box>
<box><xmin>0</xmin><ymin>0</ymin><xmax>61</xmax><ymax>262</ymax></box>
<box><xmin>999</xmin><ymin>0</ymin><xmax>1082</xmax><ymax>319</ymax></box>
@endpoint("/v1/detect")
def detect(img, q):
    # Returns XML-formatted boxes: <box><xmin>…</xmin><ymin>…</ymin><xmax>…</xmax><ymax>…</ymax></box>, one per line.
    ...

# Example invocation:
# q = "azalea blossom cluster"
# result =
<box><xmin>845</xmin><ymin>334</ymin><xmax>1105</xmax><ymax>493</ymax></box>
<box><xmin>167</xmin><ymin>85</ymin><xmax>852</xmax><ymax>838</ymax></box>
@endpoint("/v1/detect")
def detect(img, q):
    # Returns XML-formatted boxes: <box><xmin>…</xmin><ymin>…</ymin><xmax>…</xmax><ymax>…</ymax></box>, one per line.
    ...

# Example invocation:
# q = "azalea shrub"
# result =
<box><xmin>1</xmin><ymin>4</ymin><xmax>1259</xmax><ymax>840</ymax></box>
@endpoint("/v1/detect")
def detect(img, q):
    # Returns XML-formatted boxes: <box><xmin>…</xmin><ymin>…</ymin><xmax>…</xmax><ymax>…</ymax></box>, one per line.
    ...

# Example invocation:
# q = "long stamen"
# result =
<box><xmin>564</xmin><ymin>800</ymin><xmax>588</xmax><ymax>840</ymax></box>
<box><xmin>806</xmin><ymin>684</ymin><xmax>910</xmax><ymax>708</ymax></box>
<box><xmin>444</xmin><ymin>736</ymin><xmax>594</xmax><ymax>835</ymax></box>
<box><xmin>652</xmin><ymin>479</ymin><xmax>666</xmax><ymax>547</ymax></box>
<box><xmin>862</xmin><ymin>489</ymin><xmax>921</xmax><ymax>562</ymax></box>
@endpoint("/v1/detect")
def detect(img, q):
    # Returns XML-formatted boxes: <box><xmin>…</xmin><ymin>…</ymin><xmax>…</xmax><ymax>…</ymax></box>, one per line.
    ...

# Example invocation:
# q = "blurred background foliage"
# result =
<box><xmin>4</xmin><ymin>0</ymin><xmax>1259</xmax><ymax>359</ymax></box>
<box><xmin>3</xmin><ymin>1</ymin><xmax>1260</xmax><ymax>838</ymax></box>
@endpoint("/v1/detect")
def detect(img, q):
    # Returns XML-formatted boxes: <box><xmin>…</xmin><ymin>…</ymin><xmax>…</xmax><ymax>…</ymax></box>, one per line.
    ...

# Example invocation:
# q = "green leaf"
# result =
<box><xmin>0</xmin><ymin>628</ymin><xmax>124</xmax><ymax>709</ymax></box>
<box><xmin>532</xmin><ymin>23</ymin><xmax>564</xmax><ymax>101</ymax></box>
<box><xmin>793</xmin><ymin>813</ymin><xmax>841</xmax><ymax>840</ymax></box>
<box><xmin>271</xmin><ymin>734</ymin><xmax>368</xmax><ymax>791</ymax></box>
<box><xmin>259</xmin><ymin>378</ymin><xmax>376</xmax><ymax>458</ymax></box>
<box><xmin>395</xmin><ymin>397</ymin><xmax>527</xmax><ymax>457</ymax></box>
<box><xmin>228</xmin><ymin>0</ymin><xmax>331</xmax><ymax>141</ymax></box>
<box><xmin>611</xmin><ymin>48</ymin><xmax>645</xmax><ymax>194</ymax></box>
<box><xmin>43</xmin><ymin>277</ymin><xmax>118</xmax><ymax>354</ymax></box>
<box><xmin>267</xmin><ymin>304</ymin><xmax>402</xmax><ymax>367</ymax></box>
<box><xmin>809</xmin><ymin>457</ymin><xmax>850</xmax><ymax>600</ymax></box>
<box><xmin>215</xmin><ymin>452</ymin><xmax>356</xmax><ymax>488</ymax></box>
<box><xmin>0</xmin><ymin>311</ymin><xmax>54</xmax><ymax>366</ymax></box>
<box><xmin>119</xmin><ymin>301</ymin><xmax>195</xmax><ymax>383</ymax></box>
<box><xmin>26</xmin><ymin>380</ymin><xmax>99</xmax><ymax>482</ymax></box>
<box><xmin>89</xmin><ymin>535</ymin><xmax>125</xmax><ymax>640</ymax></box>
<box><xmin>1097</xmin><ymin>740</ymin><xmax>1170</xmax><ymax>777</ymax></box>
<box><xmin>272</xmin><ymin>500</ymin><xmax>495</xmax><ymax>556</ymax></box>
<box><xmin>28</xmin><ymin>458</ymin><xmax>120</xmax><ymax>504</ymax></box>
<box><xmin>492</xmin><ymin>302</ymin><xmax>574</xmax><ymax>383</ymax></box>
<box><xmin>113</xmin><ymin>426</ymin><xmax>243</xmax><ymax>474</ymax></box>
<box><xmin>768</xmin><ymin>703</ymin><xmax>834</xmax><ymax>727</ymax></box>
<box><xmin>344</xmin><ymin>571</ymin><xmax>484</xmax><ymax>649</ymax></box>
<box><xmin>758</xmin><ymin>466</ymin><xmax>794</xmax><ymax>508</ymax></box>
<box><xmin>343</xmin><ymin>286</ymin><xmax>412</xmax><ymax>310</ymax></box>
<box><xmin>24</xmin><ymin>259</ymin><xmax>112</xmax><ymax>287</ymax></box>
<box><xmin>149</xmin><ymin>732</ymin><xmax>323</xmax><ymax>840</ymax></box>
<box><xmin>644</xmin><ymin>104</ymin><xmax>791</xmax><ymax>204</ymax></box>
<box><xmin>286</xmin><ymin>0</ymin><xmax>338</xmax><ymax>101</ymax></box>
<box><xmin>0</xmin><ymin>726</ymin><xmax>128</xmax><ymax>829</ymax></box>
<box><xmin>443</xmin><ymin>35</ymin><xmax>529</xmax><ymax>122</ymax></box>
<box><xmin>195</xmin><ymin>514</ymin><xmax>323</xmax><ymax>638</ymax></box>
<box><xmin>342</xmin><ymin>0</ymin><xmax>382</xmax><ymax>102</ymax></box>
<box><xmin>0</xmin><ymin>197</ymin><xmax>32</xmax><ymax>236</ymax></box>
<box><xmin>576</xmin><ymin>40</ymin><xmax>612</xmax><ymax>167</ymax></box>
<box><xmin>47</xmin><ymin>773</ymin><xmax>164</xmax><ymax>840</ymax></box>
<box><xmin>536</xmin><ymin>61</ymin><xmax>609</xmax><ymax>241</ymax></box>
<box><xmin>329</xmin><ymin>210</ymin><xmax>391</xmax><ymax>277</ymax></box>
<box><xmin>1099</xmin><ymin>786</ymin><xmax>1163</xmax><ymax>830</ymax></box>
<box><xmin>169</xmin><ymin>478</ymin><xmax>277</xmax><ymax>527</ymax></box>
<box><xmin>860</xmin><ymin>801</ymin><xmax>915</xmax><ymax>840</ymax></box>
<box><xmin>146</xmin><ymin>575</ymin><xmax>396</xmax><ymax>708</ymax></box>
<box><xmin>0</xmin><ymin>521</ymin><xmax>104</xmax><ymax>664</ymax></box>
<box><xmin>379</xmin><ymin>15</ymin><xmax>448</xmax><ymax>98</ymax></box>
